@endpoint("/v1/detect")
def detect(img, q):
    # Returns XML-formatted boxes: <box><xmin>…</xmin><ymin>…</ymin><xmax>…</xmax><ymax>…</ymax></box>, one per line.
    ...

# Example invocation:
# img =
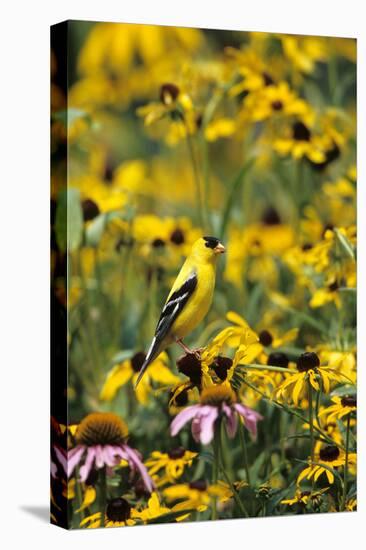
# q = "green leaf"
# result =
<box><xmin>54</xmin><ymin>188</ymin><xmax>83</xmax><ymax>252</ymax></box>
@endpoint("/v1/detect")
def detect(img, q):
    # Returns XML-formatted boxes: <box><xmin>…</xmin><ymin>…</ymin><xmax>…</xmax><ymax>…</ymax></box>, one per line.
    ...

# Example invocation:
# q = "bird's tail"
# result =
<box><xmin>134</xmin><ymin>337</ymin><xmax>162</xmax><ymax>389</ymax></box>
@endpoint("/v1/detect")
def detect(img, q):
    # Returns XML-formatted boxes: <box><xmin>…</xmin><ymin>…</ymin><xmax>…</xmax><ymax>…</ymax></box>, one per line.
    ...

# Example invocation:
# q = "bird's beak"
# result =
<box><xmin>214</xmin><ymin>242</ymin><xmax>226</xmax><ymax>254</ymax></box>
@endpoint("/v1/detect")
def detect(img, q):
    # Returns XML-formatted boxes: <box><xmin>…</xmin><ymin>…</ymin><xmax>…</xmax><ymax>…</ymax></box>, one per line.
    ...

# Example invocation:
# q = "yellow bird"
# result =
<box><xmin>135</xmin><ymin>236</ymin><xmax>225</xmax><ymax>387</ymax></box>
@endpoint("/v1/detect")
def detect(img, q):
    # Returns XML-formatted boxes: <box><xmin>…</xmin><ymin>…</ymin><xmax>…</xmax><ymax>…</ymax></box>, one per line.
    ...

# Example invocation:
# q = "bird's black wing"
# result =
<box><xmin>154</xmin><ymin>271</ymin><xmax>197</xmax><ymax>343</ymax></box>
<box><xmin>134</xmin><ymin>271</ymin><xmax>197</xmax><ymax>387</ymax></box>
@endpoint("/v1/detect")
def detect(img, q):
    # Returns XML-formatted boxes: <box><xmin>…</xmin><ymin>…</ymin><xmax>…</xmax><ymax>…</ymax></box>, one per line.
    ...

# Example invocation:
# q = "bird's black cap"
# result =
<box><xmin>203</xmin><ymin>236</ymin><xmax>220</xmax><ymax>249</ymax></box>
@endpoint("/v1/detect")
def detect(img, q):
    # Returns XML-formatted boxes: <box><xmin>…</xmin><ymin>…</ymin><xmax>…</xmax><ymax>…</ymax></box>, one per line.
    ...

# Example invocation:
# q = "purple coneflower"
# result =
<box><xmin>170</xmin><ymin>384</ymin><xmax>262</xmax><ymax>445</ymax></box>
<box><xmin>68</xmin><ymin>412</ymin><xmax>154</xmax><ymax>492</ymax></box>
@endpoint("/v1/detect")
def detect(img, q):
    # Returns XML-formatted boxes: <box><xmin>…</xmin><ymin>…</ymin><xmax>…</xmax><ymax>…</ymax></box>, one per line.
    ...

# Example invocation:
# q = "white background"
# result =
<box><xmin>0</xmin><ymin>0</ymin><xmax>364</xmax><ymax>548</ymax></box>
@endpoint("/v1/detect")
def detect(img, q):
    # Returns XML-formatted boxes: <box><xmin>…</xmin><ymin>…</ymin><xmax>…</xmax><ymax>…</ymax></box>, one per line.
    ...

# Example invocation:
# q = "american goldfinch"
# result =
<box><xmin>135</xmin><ymin>236</ymin><xmax>225</xmax><ymax>387</ymax></box>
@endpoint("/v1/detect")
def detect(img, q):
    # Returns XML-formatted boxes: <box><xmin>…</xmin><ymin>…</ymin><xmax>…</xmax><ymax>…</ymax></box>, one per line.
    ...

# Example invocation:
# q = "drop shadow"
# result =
<box><xmin>20</xmin><ymin>505</ymin><xmax>49</xmax><ymax>524</ymax></box>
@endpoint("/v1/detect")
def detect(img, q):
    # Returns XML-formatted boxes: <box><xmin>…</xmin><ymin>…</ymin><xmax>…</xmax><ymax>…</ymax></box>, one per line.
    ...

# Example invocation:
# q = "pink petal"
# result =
<box><xmin>234</xmin><ymin>404</ymin><xmax>263</xmax><ymax>439</ymax></box>
<box><xmin>94</xmin><ymin>445</ymin><xmax>105</xmax><ymax>469</ymax></box>
<box><xmin>79</xmin><ymin>447</ymin><xmax>96</xmax><ymax>482</ymax></box>
<box><xmin>103</xmin><ymin>445</ymin><xmax>121</xmax><ymax>467</ymax></box>
<box><xmin>122</xmin><ymin>444</ymin><xmax>155</xmax><ymax>493</ymax></box>
<box><xmin>192</xmin><ymin>406</ymin><xmax>218</xmax><ymax>445</ymax></box>
<box><xmin>67</xmin><ymin>445</ymin><xmax>85</xmax><ymax>478</ymax></box>
<box><xmin>170</xmin><ymin>405</ymin><xmax>202</xmax><ymax>437</ymax></box>
<box><xmin>222</xmin><ymin>404</ymin><xmax>238</xmax><ymax>438</ymax></box>
<box><xmin>53</xmin><ymin>445</ymin><xmax>67</xmax><ymax>475</ymax></box>
<box><xmin>51</xmin><ymin>460</ymin><xmax>58</xmax><ymax>479</ymax></box>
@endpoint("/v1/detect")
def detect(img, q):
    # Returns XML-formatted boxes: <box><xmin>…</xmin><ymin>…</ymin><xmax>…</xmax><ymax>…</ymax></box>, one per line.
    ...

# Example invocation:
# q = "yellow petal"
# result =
<box><xmin>293</xmin><ymin>374</ymin><xmax>305</xmax><ymax>405</ymax></box>
<box><xmin>297</xmin><ymin>466</ymin><xmax>311</xmax><ymax>484</ymax></box>
<box><xmin>76</xmin><ymin>486</ymin><xmax>96</xmax><ymax>512</ymax></box>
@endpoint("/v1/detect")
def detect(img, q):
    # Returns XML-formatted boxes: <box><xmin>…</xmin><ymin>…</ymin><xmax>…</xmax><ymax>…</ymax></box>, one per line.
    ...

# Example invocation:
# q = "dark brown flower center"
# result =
<box><xmin>189</xmin><ymin>480</ymin><xmax>207</xmax><ymax>491</ymax></box>
<box><xmin>259</xmin><ymin>330</ymin><xmax>273</xmax><ymax>346</ymax></box>
<box><xmin>328</xmin><ymin>280</ymin><xmax>339</xmax><ymax>292</ymax></box>
<box><xmin>104</xmin><ymin>162</ymin><xmax>114</xmax><ymax>183</ymax></box>
<box><xmin>170</xmin><ymin>386</ymin><xmax>189</xmax><ymax>407</ymax></box>
<box><xmin>170</xmin><ymin>228</ymin><xmax>185</xmax><ymax>245</ymax></box>
<box><xmin>267</xmin><ymin>352</ymin><xmax>289</xmax><ymax>369</ymax></box>
<box><xmin>177</xmin><ymin>353</ymin><xmax>202</xmax><ymax>386</ymax></box>
<box><xmin>106</xmin><ymin>498</ymin><xmax>131</xmax><ymax>522</ymax></box>
<box><xmin>131</xmin><ymin>352</ymin><xmax>147</xmax><ymax>373</ymax></box>
<box><xmin>212</xmin><ymin>356</ymin><xmax>233</xmax><ymax>381</ymax></box>
<box><xmin>302</xmin><ymin>243</ymin><xmax>313</xmax><ymax>251</ymax></box>
<box><xmin>262</xmin><ymin>72</ymin><xmax>274</xmax><ymax>86</ymax></box>
<box><xmin>296</xmin><ymin>352</ymin><xmax>320</xmax><ymax>372</ymax></box>
<box><xmin>195</xmin><ymin>113</ymin><xmax>203</xmax><ymax>129</ymax></box>
<box><xmin>319</xmin><ymin>445</ymin><xmax>340</xmax><ymax>462</ymax></box>
<box><xmin>76</xmin><ymin>412</ymin><xmax>128</xmax><ymax>446</ymax></box>
<box><xmin>152</xmin><ymin>238</ymin><xmax>165</xmax><ymax>248</ymax></box>
<box><xmin>341</xmin><ymin>395</ymin><xmax>357</xmax><ymax>408</ymax></box>
<box><xmin>292</xmin><ymin>121</ymin><xmax>311</xmax><ymax>142</ymax></box>
<box><xmin>82</xmin><ymin>199</ymin><xmax>100</xmax><ymax>222</ymax></box>
<box><xmin>271</xmin><ymin>100</ymin><xmax>283</xmax><ymax>111</ymax></box>
<box><xmin>262</xmin><ymin>207</ymin><xmax>281</xmax><ymax>225</ymax></box>
<box><xmin>168</xmin><ymin>447</ymin><xmax>186</xmax><ymax>459</ymax></box>
<box><xmin>160</xmin><ymin>83</ymin><xmax>180</xmax><ymax>105</ymax></box>
<box><xmin>134</xmin><ymin>478</ymin><xmax>151</xmax><ymax>499</ymax></box>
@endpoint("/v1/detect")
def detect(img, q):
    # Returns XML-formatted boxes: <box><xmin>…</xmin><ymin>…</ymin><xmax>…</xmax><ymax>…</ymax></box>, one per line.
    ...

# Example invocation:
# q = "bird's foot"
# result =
<box><xmin>176</xmin><ymin>339</ymin><xmax>203</xmax><ymax>359</ymax></box>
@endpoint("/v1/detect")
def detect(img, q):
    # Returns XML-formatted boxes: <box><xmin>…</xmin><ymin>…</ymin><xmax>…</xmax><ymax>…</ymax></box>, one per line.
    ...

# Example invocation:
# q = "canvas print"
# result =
<box><xmin>50</xmin><ymin>21</ymin><xmax>357</xmax><ymax>529</ymax></box>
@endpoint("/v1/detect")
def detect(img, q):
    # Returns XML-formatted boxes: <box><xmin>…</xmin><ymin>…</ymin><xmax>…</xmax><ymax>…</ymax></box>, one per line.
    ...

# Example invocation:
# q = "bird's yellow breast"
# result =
<box><xmin>170</xmin><ymin>261</ymin><xmax>215</xmax><ymax>340</ymax></box>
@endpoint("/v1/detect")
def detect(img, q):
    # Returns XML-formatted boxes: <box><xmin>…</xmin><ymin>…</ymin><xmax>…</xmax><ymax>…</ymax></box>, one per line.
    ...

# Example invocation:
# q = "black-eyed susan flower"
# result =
<box><xmin>137</xmin><ymin>83</ymin><xmax>198</xmax><ymax>146</ymax></box>
<box><xmin>170</xmin><ymin>383</ymin><xmax>262</xmax><ymax>444</ymax></box>
<box><xmin>273</xmin><ymin>120</ymin><xmax>331</xmax><ymax>164</ymax></box>
<box><xmin>135</xmin><ymin>492</ymin><xmax>173</xmax><ymax>523</ymax></box>
<box><xmin>80</xmin><ymin>497</ymin><xmax>139</xmax><ymax>528</ymax></box>
<box><xmin>100</xmin><ymin>351</ymin><xmax>179</xmax><ymax>405</ymax></box>
<box><xmin>276</xmin><ymin>352</ymin><xmax>343</xmax><ymax>405</ymax></box>
<box><xmin>243</xmin><ymin>81</ymin><xmax>313</xmax><ymax>124</ymax></box>
<box><xmin>319</xmin><ymin>395</ymin><xmax>356</xmax><ymax>422</ymax></box>
<box><xmin>281</xmin><ymin>487</ymin><xmax>329</xmax><ymax>508</ymax></box>
<box><xmin>145</xmin><ymin>447</ymin><xmax>197</xmax><ymax>484</ymax></box>
<box><xmin>68</xmin><ymin>412</ymin><xmax>154</xmax><ymax>492</ymax></box>
<box><xmin>297</xmin><ymin>444</ymin><xmax>356</xmax><ymax>485</ymax></box>
<box><xmin>163</xmin><ymin>480</ymin><xmax>229</xmax><ymax>512</ymax></box>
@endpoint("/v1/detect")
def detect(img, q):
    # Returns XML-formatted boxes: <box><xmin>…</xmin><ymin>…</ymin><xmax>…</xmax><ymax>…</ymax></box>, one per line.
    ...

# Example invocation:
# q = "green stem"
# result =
<box><xmin>74</xmin><ymin>468</ymin><xmax>86</xmax><ymax>522</ymax></box>
<box><xmin>238</xmin><ymin>363</ymin><xmax>297</xmax><ymax>374</ymax></box>
<box><xmin>308</xmin><ymin>380</ymin><xmax>315</xmax><ymax>466</ymax></box>
<box><xmin>99</xmin><ymin>467</ymin><xmax>107</xmax><ymax>528</ymax></box>
<box><xmin>185</xmin><ymin>130</ymin><xmax>206</xmax><ymax>230</ymax></box>
<box><xmin>201</xmin><ymin>136</ymin><xmax>212</xmax><ymax>234</ymax></box>
<box><xmin>238</xmin><ymin>421</ymin><xmax>251</xmax><ymax>485</ymax></box>
<box><xmin>239</xmin><ymin>376</ymin><xmax>345</xmax><ymax>450</ymax></box>
<box><xmin>218</xmin><ymin>422</ymin><xmax>249</xmax><ymax>518</ymax></box>
<box><xmin>211</xmin><ymin>427</ymin><xmax>220</xmax><ymax>521</ymax></box>
<box><xmin>341</xmin><ymin>414</ymin><xmax>351</xmax><ymax>511</ymax></box>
